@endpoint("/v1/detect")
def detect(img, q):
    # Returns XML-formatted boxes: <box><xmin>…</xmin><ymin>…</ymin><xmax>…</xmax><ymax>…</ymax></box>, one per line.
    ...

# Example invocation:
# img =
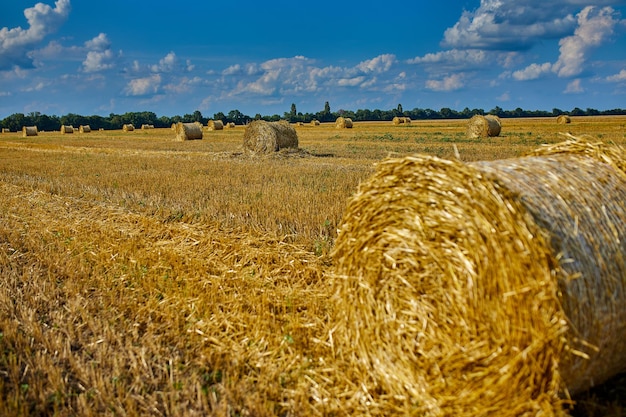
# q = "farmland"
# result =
<box><xmin>1</xmin><ymin>116</ymin><xmax>625</xmax><ymax>416</ymax></box>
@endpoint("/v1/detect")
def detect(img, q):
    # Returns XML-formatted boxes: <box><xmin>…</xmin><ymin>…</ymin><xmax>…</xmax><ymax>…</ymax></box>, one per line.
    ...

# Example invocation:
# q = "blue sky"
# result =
<box><xmin>1</xmin><ymin>0</ymin><xmax>626</xmax><ymax>118</ymax></box>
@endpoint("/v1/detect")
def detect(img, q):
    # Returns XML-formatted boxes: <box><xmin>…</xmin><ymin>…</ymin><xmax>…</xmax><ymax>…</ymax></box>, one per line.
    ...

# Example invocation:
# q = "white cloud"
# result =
<box><xmin>606</xmin><ymin>69</ymin><xmax>626</xmax><ymax>82</ymax></box>
<box><xmin>409</xmin><ymin>49</ymin><xmax>487</xmax><ymax>66</ymax></box>
<box><xmin>84</xmin><ymin>32</ymin><xmax>109</xmax><ymax>51</ymax></box>
<box><xmin>0</xmin><ymin>0</ymin><xmax>71</xmax><ymax>70</ymax></box>
<box><xmin>552</xmin><ymin>6</ymin><xmax>620</xmax><ymax>77</ymax></box>
<box><xmin>425</xmin><ymin>74</ymin><xmax>465</xmax><ymax>92</ymax></box>
<box><xmin>356</xmin><ymin>54</ymin><xmax>395</xmax><ymax>73</ymax></box>
<box><xmin>151</xmin><ymin>51</ymin><xmax>177</xmax><ymax>72</ymax></box>
<box><xmin>82</xmin><ymin>33</ymin><xmax>115</xmax><ymax>73</ymax></box>
<box><xmin>564</xmin><ymin>78</ymin><xmax>584</xmax><ymax>93</ymax></box>
<box><xmin>82</xmin><ymin>49</ymin><xmax>114</xmax><ymax>72</ymax></box>
<box><xmin>512</xmin><ymin>62</ymin><xmax>553</xmax><ymax>80</ymax></box>
<box><xmin>442</xmin><ymin>0</ymin><xmax>578</xmax><ymax>50</ymax></box>
<box><xmin>125</xmin><ymin>74</ymin><xmax>161</xmax><ymax>96</ymax></box>
<box><xmin>337</xmin><ymin>76</ymin><xmax>366</xmax><ymax>87</ymax></box>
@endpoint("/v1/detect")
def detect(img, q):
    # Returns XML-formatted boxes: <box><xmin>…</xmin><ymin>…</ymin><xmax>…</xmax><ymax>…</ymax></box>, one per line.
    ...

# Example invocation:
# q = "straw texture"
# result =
<box><xmin>335</xmin><ymin>117</ymin><xmax>353</xmax><ymax>128</ymax></box>
<box><xmin>242</xmin><ymin>120</ymin><xmax>298</xmax><ymax>154</ymax></box>
<box><xmin>330</xmin><ymin>138</ymin><xmax>626</xmax><ymax>416</ymax></box>
<box><xmin>393</xmin><ymin>116</ymin><xmax>411</xmax><ymax>125</ymax></box>
<box><xmin>208</xmin><ymin>120</ymin><xmax>224</xmax><ymax>130</ymax></box>
<box><xmin>557</xmin><ymin>115</ymin><xmax>572</xmax><ymax>124</ymax></box>
<box><xmin>175</xmin><ymin>122</ymin><xmax>203</xmax><ymax>141</ymax></box>
<box><xmin>22</xmin><ymin>126</ymin><xmax>38</xmax><ymax>137</ymax></box>
<box><xmin>467</xmin><ymin>114</ymin><xmax>501</xmax><ymax>138</ymax></box>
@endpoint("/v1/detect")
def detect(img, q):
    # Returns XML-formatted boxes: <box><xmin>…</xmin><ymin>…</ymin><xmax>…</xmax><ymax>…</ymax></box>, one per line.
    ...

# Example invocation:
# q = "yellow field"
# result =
<box><xmin>1</xmin><ymin>116</ymin><xmax>625</xmax><ymax>416</ymax></box>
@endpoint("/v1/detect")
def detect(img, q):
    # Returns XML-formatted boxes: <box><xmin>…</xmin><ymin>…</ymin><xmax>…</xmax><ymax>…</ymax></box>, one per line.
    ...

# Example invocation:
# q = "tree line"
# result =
<box><xmin>2</xmin><ymin>103</ymin><xmax>625</xmax><ymax>132</ymax></box>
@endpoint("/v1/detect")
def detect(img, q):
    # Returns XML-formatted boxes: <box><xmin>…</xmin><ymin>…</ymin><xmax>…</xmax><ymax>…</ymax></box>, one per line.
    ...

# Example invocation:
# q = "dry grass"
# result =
<box><xmin>1</xmin><ymin>117</ymin><xmax>625</xmax><ymax>416</ymax></box>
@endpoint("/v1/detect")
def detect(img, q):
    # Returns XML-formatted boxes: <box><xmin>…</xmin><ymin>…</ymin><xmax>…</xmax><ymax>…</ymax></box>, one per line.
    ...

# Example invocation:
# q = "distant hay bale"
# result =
<box><xmin>60</xmin><ymin>125</ymin><xmax>74</xmax><ymax>134</ymax></box>
<box><xmin>171</xmin><ymin>123</ymin><xmax>177</xmax><ymax>131</ymax></box>
<box><xmin>79</xmin><ymin>125</ymin><xmax>91</xmax><ymax>133</ymax></box>
<box><xmin>557</xmin><ymin>115</ymin><xmax>571</xmax><ymax>124</ymax></box>
<box><xmin>392</xmin><ymin>116</ymin><xmax>411</xmax><ymax>125</ymax></box>
<box><xmin>330</xmin><ymin>138</ymin><xmax>626</xmax><ymax>416</ymax></box>
<box><xmin>141</xmin><ymin>124</ymin><xmax>155</xmax><ymax>130</ymax></box>
<box><xmin>175</xmin><ymin>122</ymin><xmax>203</xmax><ymax>141</ymax></box>
<box><xmin>310</xmin><ymin>119</ymin><xmax>320</xmax><ymax>126</ymax></box>
<box><xmin>207</xmin><ymin>120</ymin><xmax>224</xmax><ymax>131</ymax></box>
<box><xmin>467</xmin><ymin>114</ymin><xmax>501</xmax><ymax>138</ymax></box>
<box><xmin>2</xmin><ymin>128</ymin><xmax>11</xmax><ymax>133</ymax></box>
<box><xmin>242</xmin><ymin>120</ymin><xmax>298</xmax><ymax>154</ymax></box>
<box><xmin>224</xmin><ymin>122</ymin><xmax>236</xmax><ymax>129</ymax></box>
<box><xmin>22</xmin><ymin>126</ymin><xmax>38</xmax><ymax>137</ymax></box>
<box><xmin>98</xmin><ymin>128</ymin><xmax>104</xmax><ymax>131</ymax></box>
<box><xmin>122</xmin><ymin>124</ymin><xmax>135</xmax><ymax>132</ymax></box>
<box><xmin>335</xmin><ymin>117</ymin><xmax>353</xmax><ymax>128</ymax></box>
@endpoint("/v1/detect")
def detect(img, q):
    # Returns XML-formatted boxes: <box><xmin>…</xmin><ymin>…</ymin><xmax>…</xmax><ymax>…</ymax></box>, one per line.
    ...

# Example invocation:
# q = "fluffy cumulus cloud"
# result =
<box><xmin>425</xmin><ymin>73</ymin><xmax>465</xmax><ymax>92</ymax></box>
<box><xmin>82</xmin><ymin>33</ymin><xmax>115</xmax><ymax>73</ymax></box>
<box><xmin>0</xmin><ymin>0</ymin><xmax>71</xmax><ymax>70</ymax></box>
<box><xmin>512</xmin><ymin>62</ymin><xmax>553</xmax><ymax>80</ymax></box>
<box><xmin>151</xmin><ymin>52</ymin><xmax>177</xmax><ymax>73</ymax></box>
<box><xmin>222</xmin><ymin>54</ymin><xmax>399</xmax><ymax>101</ymax></box>
<box><xmin>511</xmin><ymin>6</ymin><xmax>621</xmax><ymax>80</ymax></box>
<box><xmin>552</xmin><ymin>6</ymin><xmax>620</xmax><ymax>77</ymax></box>
<box><xmin>606</xmin><ymin>69</ymin><xmax>626</xmax><ymax>82</ymax></box>
<box><xmin>125</xmin><ymin>74</ymin><xmax>161</xmax><ymax>96</ymax></box>
<box><xmin>442</xmin><ymin>0</ymin><xmax>579</xmax><ymax>50</ymax></box>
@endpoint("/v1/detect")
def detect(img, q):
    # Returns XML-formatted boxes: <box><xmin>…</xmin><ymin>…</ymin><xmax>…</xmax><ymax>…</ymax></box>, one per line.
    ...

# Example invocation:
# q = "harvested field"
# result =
<box><xmin>0</xmin><ymin>116</ymin><xmax>625</xmax><ymax>416</ymax></box>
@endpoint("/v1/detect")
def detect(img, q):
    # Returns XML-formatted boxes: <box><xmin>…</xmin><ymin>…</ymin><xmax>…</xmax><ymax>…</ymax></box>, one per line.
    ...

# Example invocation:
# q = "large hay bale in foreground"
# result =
<box><xmin>60</xmin><ymin>125</ymin><xmax>74</xmax><ymax>134</ymax></box>
<box><xmin>330</xmin><ymin>138</ymin><xmax>626</xmax><ymax>416</ymax></box>
<box><xmin>22</xmin><ymin>126</ymin><xmax>38</xmax><ymax>137</ymax></box>
<box><xmin>79</xmin><ymin>125</ymin><xmax>91</xmax><ymax>133</ymax></box>
<box><xmin>207</xmin><ymin>120</ymin><xmax>224</xmax><ymax>131</ymax></box>
<box><xmin>122</xmin><ymin>124</ymin><xmax>135</xmax><ymax>132</ymax></box>
<box><xmin>467</xmin><ymin>114</ymin><xmax>501</xmax><ymax>138</ymax></box>
<box><xmin>175</xmin><ymin>122</ymin><xmax>203</xmax><ymax>141</ymax></box>
<box><xmin>335</xmin><ymin>117</ymin><xmax>353</xmax><ymax>128</ymax></box>
<box><xmin>242</xmin><ymin>120</ymin><xmax>298</xmax><ymax>154</ymax></box>
<box><xmin>557</xmin><ymin>115</ymin><xmax>572</xmax><ymax>124</ymax></box>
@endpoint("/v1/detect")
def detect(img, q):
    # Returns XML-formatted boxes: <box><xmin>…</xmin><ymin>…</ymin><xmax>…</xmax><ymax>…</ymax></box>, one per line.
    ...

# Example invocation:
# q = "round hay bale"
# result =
<box><xmin>557</xmin><ymin>115</ymin><xmax>571</xmax><ymax>124</ymax></box>
<box><xmin>223</xmin><ymin>122</ymin><xmax>236</xmax><ymax>129</ymax></box>
<box><xmin>467</xmin><ymin>114</ymin><xmax>501</xmax><ymax>138</ymax></box>
<box><xmin>22</xmin><ymin>126</ymin><xmax>38</xmax><ymax>137</ymax></box>
<box><xmin>207</xmin><ymin>120</ymin><xmax>224</xmax><ymax>131</ymax></box>
<box><xmin>242</xmin><ymin>120</ymin><xmax>298</xmax><ymax>154</ymax></box>
<box><xmin>2</xmin><ymin>128</ymin><xmax>10</xmax><ymax>133</ymax></box>
<box><xmin>122</xmin><ymin>124</ymin><xmax>135</xmax><ymax>132</ymax></box>
<box><xmin>392</xmin><ymin>116</ymin><xmax>403</xmax><ymax>125</ymax></box>
<box><xmin>79</xmin><ymin>125</ymin><xmax>91</xmax><ymax>133</ymax></box>
<box><xmin>330</xmin><ymin>138</ymin><xmax>626</xmax><ymax>415</ymax></box>
<box><xmin>60</xmin><ymin>125</ymin><xmax>74</xmax><ymax>134</ymax></box>
<box><xmin>310</xmin><ymin>120</ymin><xmax>320</xmax><ymax>126</ymax></box>
<box><xmin>335</xmin><ymin>116</ymin><xmax>353</xmax><ymax>129</ymax></box>
<box><xmin>175</xmin><ymin>122</ymin><xmax>203</xmax><ymax>141</ymax></box>
<box><xmin>141</xmin><ymin>124</ymin><xmax>155</xmax><ymax>130</ymax></box>
<box><xmin>171</xmin><ymin>123</ymin><xmax>177</xmax><ymax>131</ymax></box>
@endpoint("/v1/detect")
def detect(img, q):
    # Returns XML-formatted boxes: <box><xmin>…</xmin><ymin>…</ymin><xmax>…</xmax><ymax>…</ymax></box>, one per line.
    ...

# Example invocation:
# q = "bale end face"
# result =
<box><xmin>330</xmin><ymin>138</ymin><xmax>626</xmax><ymax>415</ymax></box>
